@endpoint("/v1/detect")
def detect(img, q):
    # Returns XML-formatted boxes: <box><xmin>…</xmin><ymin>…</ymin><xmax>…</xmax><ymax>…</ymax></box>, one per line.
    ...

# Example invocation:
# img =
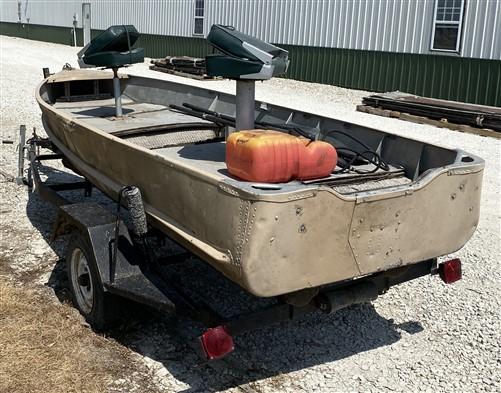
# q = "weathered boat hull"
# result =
<box><xmin>36</xmin><ymin>71</ymin><xmax>484</xmax><ymax>297</ymax></box>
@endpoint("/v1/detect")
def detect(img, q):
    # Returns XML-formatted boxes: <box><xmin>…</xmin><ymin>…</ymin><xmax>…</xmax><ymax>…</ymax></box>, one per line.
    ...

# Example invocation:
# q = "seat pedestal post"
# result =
<box><xmin>234</xmin><ymin>80</ymin><xmax>255</xmax><ymax>133</ymax></box>
<box><xmin>112</xmin><ymin>67</ymin><xmax>123</xmax><ymax>117</ymax></box>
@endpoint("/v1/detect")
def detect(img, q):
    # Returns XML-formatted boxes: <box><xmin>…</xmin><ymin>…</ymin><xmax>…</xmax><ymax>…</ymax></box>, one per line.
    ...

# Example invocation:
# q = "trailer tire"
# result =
<box><xmin>66</xmin><ymin>232</ymin><xmax>118</xmax><ymax>331</ymax></box>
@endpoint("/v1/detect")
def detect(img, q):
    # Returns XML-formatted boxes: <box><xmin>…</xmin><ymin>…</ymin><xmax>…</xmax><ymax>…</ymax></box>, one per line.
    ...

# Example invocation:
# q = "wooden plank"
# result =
<box><xmin>375</xmin><ymin>91</ymin><xmax>501</xmax><ymax>115</ymax></box>
<box><xmin>149</xmin><ymin>65</ymin><xmax>222</xmax><ymax>81</ymax></box>
<box><xmin>356</xmin><ymin>105</ymin><xmax>500</xmax><ymax>139</ymax></box>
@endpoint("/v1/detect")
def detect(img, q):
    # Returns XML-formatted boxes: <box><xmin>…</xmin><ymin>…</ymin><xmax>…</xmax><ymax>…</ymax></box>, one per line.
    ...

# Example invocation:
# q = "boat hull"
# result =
<box><xmin>36</xmin><ymin>72</ymin><xmax>484</xmax><ymax>297</ymax></box>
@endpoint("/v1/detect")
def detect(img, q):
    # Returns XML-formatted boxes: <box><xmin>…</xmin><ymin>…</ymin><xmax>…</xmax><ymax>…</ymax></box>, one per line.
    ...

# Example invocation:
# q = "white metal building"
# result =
<box><xmin>1</xmin><ymin>1</ymin><xmax>500</xmax><ymax>105</ymax></box>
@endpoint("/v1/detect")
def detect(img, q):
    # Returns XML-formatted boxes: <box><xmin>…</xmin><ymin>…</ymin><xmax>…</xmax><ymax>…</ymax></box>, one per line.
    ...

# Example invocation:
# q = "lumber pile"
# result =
<box><xmin>149</xmin><ymin>56</ymin><xmax>221</xmax><ymax>80</ymax></box>
<box><xmin>359</xmin><ymin>92</ymin><xmax>500</xmax><ymax>138</ymax></box>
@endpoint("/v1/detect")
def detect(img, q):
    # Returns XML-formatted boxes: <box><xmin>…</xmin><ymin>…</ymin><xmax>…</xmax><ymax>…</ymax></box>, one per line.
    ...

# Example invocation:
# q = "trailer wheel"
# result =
<box><xmin>66</xmin><ymin>232</ymin><xmax>117</xmax><ymax>331</ymax></box>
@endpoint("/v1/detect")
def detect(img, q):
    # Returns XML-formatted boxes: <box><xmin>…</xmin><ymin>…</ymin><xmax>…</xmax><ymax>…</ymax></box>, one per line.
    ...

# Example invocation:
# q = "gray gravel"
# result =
<box><xmin>1</xmin><ymin>36</ymin><xmax>500</xmax><ymax>393</ymax></box>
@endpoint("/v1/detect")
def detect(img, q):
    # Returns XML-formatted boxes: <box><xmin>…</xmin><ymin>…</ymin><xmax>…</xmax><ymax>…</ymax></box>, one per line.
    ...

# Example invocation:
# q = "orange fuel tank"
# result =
<box><xmin>226</xmin><ymin>130</ymin><xmax>337</xmax><ymax>183</ymax></box>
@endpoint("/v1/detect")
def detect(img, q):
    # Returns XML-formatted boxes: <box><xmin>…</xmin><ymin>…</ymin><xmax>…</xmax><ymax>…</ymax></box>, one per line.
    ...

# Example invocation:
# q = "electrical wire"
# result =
<box><xmin>334</xmin><ymin>147</ymin><xmax>389</xmax><ymax>174</ymax></box>
<box><xmin>323</xmin><ymin>129</ymin><xmax>390</xmax><ymax>174</ymax></box>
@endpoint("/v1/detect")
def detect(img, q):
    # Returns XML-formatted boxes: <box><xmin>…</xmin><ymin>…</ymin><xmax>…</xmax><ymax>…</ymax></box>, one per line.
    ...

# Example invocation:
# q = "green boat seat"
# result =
<box><xmin>206</xmin><ymin>25</ymin><xmax>288</xmax><ymax>80</ymax></box>
<box><xmin>79</xmin><ymin>25</ymin><xmax>144</xmax><ymax>68</ymax></box>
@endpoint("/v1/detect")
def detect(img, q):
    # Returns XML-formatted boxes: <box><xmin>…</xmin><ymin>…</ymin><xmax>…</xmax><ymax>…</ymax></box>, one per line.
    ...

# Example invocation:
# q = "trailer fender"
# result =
<box><xmin>55</xmin><ymin>202</ymin><xmax>139</xmax><ymax>286</ymax></box>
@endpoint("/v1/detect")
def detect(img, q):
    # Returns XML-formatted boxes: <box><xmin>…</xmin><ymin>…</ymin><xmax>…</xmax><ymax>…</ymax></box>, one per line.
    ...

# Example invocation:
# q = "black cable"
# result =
<box><xmin>334</xmin><ymin>147</ymin><xmax>389</xmax><ymax>174</ymax></box>
<box><xmin>324</xmin><ymin>130</ymin><xmax>390</xmax><ymax>174</ymax></box>
<box><xmin>168</xmin><ymin>104</ymin><xmax>230</xmax><ymax>127</ymax></box>
<box><xmin>182</xmin><ymin>102</ymin><xmax>235</xmax><ymax>123</ymax></box>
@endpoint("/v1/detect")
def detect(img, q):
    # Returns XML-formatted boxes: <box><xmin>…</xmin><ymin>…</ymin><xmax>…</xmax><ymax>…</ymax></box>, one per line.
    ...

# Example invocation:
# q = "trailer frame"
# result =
<box><xmin>20</xmin><ymin>127</ymin><xmax>442</xmax><ymax>360</ymax></box>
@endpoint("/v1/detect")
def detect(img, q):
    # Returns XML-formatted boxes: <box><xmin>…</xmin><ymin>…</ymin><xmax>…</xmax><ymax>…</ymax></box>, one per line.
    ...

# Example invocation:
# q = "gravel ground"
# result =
<box><xmin>1</xmin><ymin>36</ymin><xmax>500</xmax><ymax>393</ymax></box>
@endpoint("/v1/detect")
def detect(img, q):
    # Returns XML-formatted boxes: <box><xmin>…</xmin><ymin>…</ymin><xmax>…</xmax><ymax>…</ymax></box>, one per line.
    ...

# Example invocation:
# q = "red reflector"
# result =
<box><xmin>439</xmin><ymin>258</ymin><xmax>462</xmax><ymax>284</ymax></box>
<box><xmin>199</xmin><ymin>326</ymin><xmax>234</xmax><ymax>360</ymax></box>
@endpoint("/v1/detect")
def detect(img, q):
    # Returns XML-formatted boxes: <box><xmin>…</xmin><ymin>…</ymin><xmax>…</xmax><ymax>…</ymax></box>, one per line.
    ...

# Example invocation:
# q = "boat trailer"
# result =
<box><xmin>18</xmin><ymin>126</ymin><xmax>460</xmax><ymax>360</ymax></box>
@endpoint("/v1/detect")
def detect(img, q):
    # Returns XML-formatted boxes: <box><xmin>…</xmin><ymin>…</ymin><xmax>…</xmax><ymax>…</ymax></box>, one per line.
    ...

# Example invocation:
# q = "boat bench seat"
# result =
<box><xmin>205</xmin><ymin>25</ymin><xmax>288</xmax><ymax>80</ymax></box>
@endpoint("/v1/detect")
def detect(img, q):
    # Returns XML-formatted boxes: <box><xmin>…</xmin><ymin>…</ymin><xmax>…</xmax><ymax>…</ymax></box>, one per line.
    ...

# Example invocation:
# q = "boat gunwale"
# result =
<box><xmin>35</xmin><ymin>73</ymin><xmax>485</xmax><ymax>203</ymax></box>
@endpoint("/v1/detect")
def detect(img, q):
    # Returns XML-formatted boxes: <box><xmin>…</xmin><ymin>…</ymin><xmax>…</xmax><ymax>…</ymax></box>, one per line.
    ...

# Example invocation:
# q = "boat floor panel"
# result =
<box><xmin>156</xmin><ymin>142</ymin><xmax>229</xmax><ymax>180</ymax></box>
<box><xmin>53</xmin><ymin>97</ymin><xmax>216</xmax><ymax>134</ymax></box>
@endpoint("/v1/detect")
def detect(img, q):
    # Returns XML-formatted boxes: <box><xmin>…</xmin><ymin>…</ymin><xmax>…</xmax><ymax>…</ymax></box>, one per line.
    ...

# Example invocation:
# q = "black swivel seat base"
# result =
<box><xmin>235</xmin><ymin>80</ymin><xmax>255</xmax><ymax>131</ymax></box>
<box><xmin>205</xmin><ymin>25</ymin><xmax>289</xmax><ymax>132</ymax></box>
<box><xmin>112</xmin><ymin>68</ymin><xmax>123</xmax><ymax>117</ymax></box>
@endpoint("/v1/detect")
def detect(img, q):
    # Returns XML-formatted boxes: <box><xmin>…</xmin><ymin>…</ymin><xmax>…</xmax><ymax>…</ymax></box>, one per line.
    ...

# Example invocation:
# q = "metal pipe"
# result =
<box><xmin>315</xmin><ymin>282</ymin><xmax>379</xmax><ymax>314</ymax></box>
<box><xmin>226</xmin><ymin>303</ymin><xmax>316</xmax><ymax>336</ymax></box>
<box><xmin>235</xmin><ymin>80</ymin><xmax>255</xmax><ymax>132</ymax></box>
<box><xmin>82</xmin><ymin>3</ymin><xmax>91</xmax><ymax>46</ymax></box>
<box><xmin>72</xmin><ymin>13</ymin><xmax>78</xmax><ymax>47</ymax></box>
<box><xmin>112</xmin><ymin>68</ymin><xmax>123</xmax><ymax>117</ymax></box>
<box><xmin>16</xmin><ymin>125</ymin><xmax>26</xmax><ymax>185</ymax></box>
<box><xmin>27</xmin><ymin>144</ymin><xmax>69</xmax><ymax>206</ymax></box>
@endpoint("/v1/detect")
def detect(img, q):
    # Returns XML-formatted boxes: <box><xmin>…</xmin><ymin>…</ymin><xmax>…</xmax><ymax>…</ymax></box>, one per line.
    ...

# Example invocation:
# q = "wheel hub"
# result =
<box><xmin>70</xmin><ymin>248</ymin><xmax>94</xmax><ymax>314</ymax></box>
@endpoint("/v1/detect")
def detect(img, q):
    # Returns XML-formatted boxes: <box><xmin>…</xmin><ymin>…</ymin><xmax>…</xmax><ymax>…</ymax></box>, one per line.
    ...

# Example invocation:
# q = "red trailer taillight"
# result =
<box><xmin>439</xmin><ymin>258</ymin><xmax>462</xmax><ymax>284</ymax></box>
<box><xmin>199</xmin><ymin>326</ymin><xmax>235</xmax><ymax>360</ymax></box>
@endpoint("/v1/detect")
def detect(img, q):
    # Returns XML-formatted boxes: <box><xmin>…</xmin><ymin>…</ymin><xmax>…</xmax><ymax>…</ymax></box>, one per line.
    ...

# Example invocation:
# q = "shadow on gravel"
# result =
<box><xmin>25</xmin><ymin>163</ymin><xmax>423</xmax><ymax>392</ymax></box>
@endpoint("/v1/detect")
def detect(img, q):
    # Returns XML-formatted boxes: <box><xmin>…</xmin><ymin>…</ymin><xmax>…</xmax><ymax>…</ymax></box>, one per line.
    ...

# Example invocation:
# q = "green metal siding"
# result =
<box><xmin>1</xmin><ymin>22</ymin><xmax>500</xmax><ymax>107</ymax></box>
<box><xmin>281</xmin><ymin>44</ymin><xmax>501</xmax><ymax>107</ymax></box>
<box><xmin>0</xmin><ymin>22</ymin><xmax>83</xmax><ymax>46</ymax></box>
<box><xmin>137</xmin><ymin>33</ymin><xmax>210</xmax><ymax>59</ymax></box>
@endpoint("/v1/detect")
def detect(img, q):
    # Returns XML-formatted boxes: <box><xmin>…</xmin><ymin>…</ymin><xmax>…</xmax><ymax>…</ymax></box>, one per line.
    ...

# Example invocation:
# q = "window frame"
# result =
<box><xmin>193</xmin><ymin>0</ymin><xmax>205</xmax><ymax>36</ymax></box>
<box><xmin>430</xmin><ymin>0</ymin><xmax>466</xmax><ymax>53</ymax></box>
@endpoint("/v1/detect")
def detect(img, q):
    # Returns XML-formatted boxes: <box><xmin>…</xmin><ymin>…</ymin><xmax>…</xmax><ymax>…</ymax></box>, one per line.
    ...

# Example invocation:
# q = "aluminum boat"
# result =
<box><xmin>36</xmin><ymin>25</ymin><xmax>484</xmax><ymax>297</ymax></box>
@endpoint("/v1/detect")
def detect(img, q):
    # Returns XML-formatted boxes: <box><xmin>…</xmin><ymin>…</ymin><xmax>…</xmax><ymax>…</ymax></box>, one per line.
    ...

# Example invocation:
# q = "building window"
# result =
<box><xmin>194</xmin><ymin>0</ymin><xmax>204</xmax><ymax>36</ymax></box>
<box><xmin>431</xmin><ymin>0</ymin><xmax>465</xmax><ymax>52</ymax></box>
